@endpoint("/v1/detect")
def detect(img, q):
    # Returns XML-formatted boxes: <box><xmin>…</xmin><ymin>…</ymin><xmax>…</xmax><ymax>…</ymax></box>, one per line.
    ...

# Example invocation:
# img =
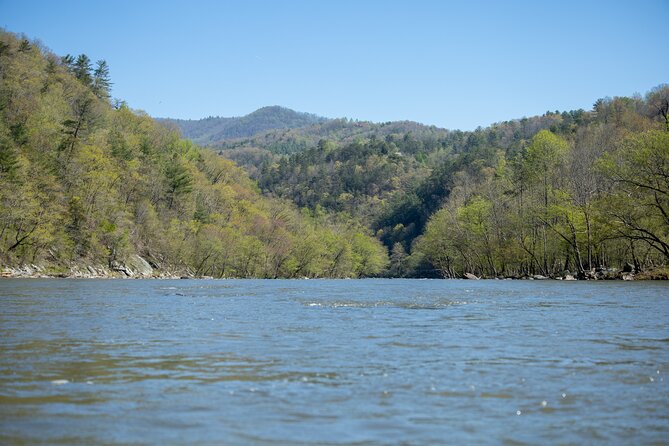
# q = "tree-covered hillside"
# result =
<box><xmin>231</xmin><ymin>87</ymin><xmax>669</xmax><ymax>278</ymax></box>
<box><xmin>218</xmin><ymin>118</ymin><xmax>451</xmax><ymax>159</ymax></box>
<box><xmin>248</xmin><ymin>111</ymin><xmax>584</xmax><ymax>249</ymax></box>
<box><xmin>2</xmin><ymin>29</ymin><xmax>667</xmax><ymax>280</ymax></box>
<box><xmin>159</xmin><ymin>106</ymin><xmax>328</xmax><ymax>146</ymax></box>
<box><xmin>0</xmin><ymin>31</ymin><xmax>388</xmax><ymax>278</ymax></box>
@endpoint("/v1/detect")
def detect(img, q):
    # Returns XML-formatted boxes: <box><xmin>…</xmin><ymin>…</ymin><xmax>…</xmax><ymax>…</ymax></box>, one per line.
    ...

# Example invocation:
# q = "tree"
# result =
<box><xmin>350</xmin><ymin>232</ymin><xmax>388</xmax><ymax>277</ymax></box>
<box><xmin>645</xmin><ymin>84</ymin><xmax>669</xmax><ymax>131</ymax></box>
<box><xmin>389</xmin><ymin>242</ymin><xmax>408</xmax><ymax>277</ymax></box>
<box><xmin>520</xmin><ymin>130</ymin><xmax>570</xmax><ymax>273</ymax></box>
<box><xmin>92</xmin><ymin>60</ymin><xmax>111</xmax><ymax>100</ymax></box>
<box><xmin>413</xmin><ymin>208</ymin><xmax>459</xmax><ymax>277</ymax></box>
<box><xmin>73</xmin><ymin>54</ymin><xmax>92</xmax><ymax>86</ymax></box>
<box><xmin>599</xmin><ymin>130</ymin><xmax>669</xmax><ymax>261</ymax></box>
<box><xmin>165</xmin><ymin>157</ymin><xmax>194</xmax><ymax>209</ymax></box>
<box><xmin>523</xmin><ymin>130</ymin><xmax>569</xmax><ymax>207</ymax></box>
<box><xmin>59</xmin><ymin>92</ymin><xmax>95</xmax><ymax>160</ymax></box>
<box><xmin>18</xmin><ymin>39</ymin><xmax>31</xmax><ymax>53</ymax></box>
<box><xmin>61</xmin><ymin>53</ymin><xmax>75</xmax><ymax>69</ymax></box>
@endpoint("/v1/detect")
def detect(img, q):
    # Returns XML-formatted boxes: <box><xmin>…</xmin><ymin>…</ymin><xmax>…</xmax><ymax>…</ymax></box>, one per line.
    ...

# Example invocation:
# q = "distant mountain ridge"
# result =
<box><xmin>159</xmin><ymin>106</ymin><xmax>328</xmax><ymax>145</ymax></box>
<box><xmin>216</xmin><ymin>117</ymin><xmax>451</xmax><ymax>155</ymax></box>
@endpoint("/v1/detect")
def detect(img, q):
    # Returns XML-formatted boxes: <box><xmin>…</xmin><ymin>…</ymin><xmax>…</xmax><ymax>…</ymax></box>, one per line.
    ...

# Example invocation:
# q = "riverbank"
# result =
<box><xmin>0</xmin><ymin>255</ymin><xmax>192</xmax><ymax>279</ymax></box>
<box><xmin>462</xmin><ymin>267</ymin><xmax>669</xmax><ymax>281</ymax></box>
<box><xmin>0</xmin><ymin>265</ymin><xmax>185</xmax><ymax>279</ymax></box>
<box><xmin>2</xmin><ymin>263</ymin><xmax>668</xmax><ymax>280</ymax></box>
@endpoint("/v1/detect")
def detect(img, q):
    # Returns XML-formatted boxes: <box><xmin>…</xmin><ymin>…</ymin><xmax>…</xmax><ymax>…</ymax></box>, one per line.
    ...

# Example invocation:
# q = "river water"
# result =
<box><xmin>1</xmin><ymin>279</ymin><xmax>668</xmax><ymax>445</ymax></box>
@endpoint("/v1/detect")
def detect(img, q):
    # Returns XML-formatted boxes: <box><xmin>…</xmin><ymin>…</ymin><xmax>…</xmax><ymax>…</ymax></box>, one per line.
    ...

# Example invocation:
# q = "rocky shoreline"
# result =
<box><xmin>461</xmin><ymin>266</ymin><xmax>669</xmax><ymax>281</ymax></box>
<box><xmin>0</xmin><ymin>255</ymin><xmax>196</xmax><ymax>280</ymax></box>
<box><xmin>2</xmin><ymin>262</ymin><xmax>667</xmax><ymax>280</ymax></box>
<box><xmin>0</xmin><ymin>266</ymin><xmax>186</xmax><ymax>279</ymax></box>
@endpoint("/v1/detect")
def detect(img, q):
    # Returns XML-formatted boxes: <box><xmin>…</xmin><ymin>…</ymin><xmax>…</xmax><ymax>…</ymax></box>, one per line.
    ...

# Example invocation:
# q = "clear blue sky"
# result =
<box><xmin>2</xmin><ymin>0</ymin><xmax>667</xmax><ymax>130</ymax></box>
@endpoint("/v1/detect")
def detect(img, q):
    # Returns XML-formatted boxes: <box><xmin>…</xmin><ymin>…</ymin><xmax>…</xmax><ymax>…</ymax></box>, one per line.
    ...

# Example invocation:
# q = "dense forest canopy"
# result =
<box><xmin>200</xmin><ymin>86</ymin><xmax>669</xmax><ymax>279</ymax></box>
<box><xmin>1</xmin><ymin>30</ymin><xmax>668</xmax><ymax>279</ymax></box>
<box><xmin>0</xmin><ymin>31</ymin><xmax>388</xmax><ymax>278</ymax></box>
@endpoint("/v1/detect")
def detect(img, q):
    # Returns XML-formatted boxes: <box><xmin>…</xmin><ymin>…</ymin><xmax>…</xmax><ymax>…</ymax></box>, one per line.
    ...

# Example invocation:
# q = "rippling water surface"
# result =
<box><xmin>1</xmin><ymin>279</ymin><xmax>668</xmax><ymax>445</ymax></box>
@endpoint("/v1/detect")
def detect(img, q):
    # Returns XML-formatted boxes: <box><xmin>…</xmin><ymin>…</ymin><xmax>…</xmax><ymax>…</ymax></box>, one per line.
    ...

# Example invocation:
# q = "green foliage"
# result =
<box><xmin>92</xmin><ymin>60</ymin><xmax>111</xmax><ymax>100</ymax></box>
<box><xmin>644</xmin><ymin>84</ymin><xmax>669</xmax><ymax>130</ymax></box>
<box><xmin>0</xmin><ymin>31</ymin><xmax>386</xmax><ymax>278</ymax></box>
<box><xmin>0</xmin><ymin>126</ymin><xmax>19</xmax><ymax>180</ymax></box>
<box><xmin>597</xmin><ymin>130</ymin><xmax>669</xmax><ymax>260</ymax></box>
<box><xmin>73</xmin><ymin>54</ymin><xmax>92</xmax><ymax>86</ymax></box>
<box><xmin>258</xmin><ymin>138</ymin><xmax>427</xmax><ymax>225</ymax></box>
<box><xmin>201</xmin><ymin>82</ymin><xmax>669</xmax><ymax>277</ymax></box>
<box><xmin>165</xmin><ymin>156</ymin><xmax>194</xmax><ymax>209</ymax></box>
<box><xmin>350</xmin><ymin>232</ymin><xmax>389</xmax><ymax>277</ymax></box>
<box><xmin>2</xmin><ymin>29</ymin><xmax>666</xmax><ymax>278</ymax></box>
<box><xmin>414</xmin><ymin>122</ymin><xmax>669</xmax><ymax>277</ymax></box>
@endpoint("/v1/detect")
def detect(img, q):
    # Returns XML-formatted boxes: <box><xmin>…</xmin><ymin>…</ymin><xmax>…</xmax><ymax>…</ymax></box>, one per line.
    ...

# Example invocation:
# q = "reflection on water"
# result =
<box><xmin>1</xmin><ymin>279</ymin><xmax>668</xmax><ymax>445</ymax></box>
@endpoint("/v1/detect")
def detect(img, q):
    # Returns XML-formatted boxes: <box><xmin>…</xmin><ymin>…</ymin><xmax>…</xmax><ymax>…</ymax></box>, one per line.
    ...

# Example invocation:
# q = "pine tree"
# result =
<box><xmin>92</xmin><ymin>59</ymin><xmax>112</xmax><ymax>100</ymax></box>
<box><xmin>73</xmin><ymin>54</ymin><xmax>92</xmax><ymax>86</ymax></box>
<box><xmin>18</xmin><ymin>39</ymin><xmax>31</xmax><ymax>52</ymax></box>
<box><xmin>61</xmin><ymin>54</ymin><xmax>75</xmax><ymax>70</ymax></box>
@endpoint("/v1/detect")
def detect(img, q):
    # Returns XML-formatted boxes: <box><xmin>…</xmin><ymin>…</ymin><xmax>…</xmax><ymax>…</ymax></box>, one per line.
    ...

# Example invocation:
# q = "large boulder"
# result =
<box><xmin>110</xmin><ymin>255</ymin><xmax>153</xmax><ymax>278</ymax></box>
<box><xmin>125</xmin><ymin>255</ymin><xmax>154</xmax><ymax>277</ymax></box>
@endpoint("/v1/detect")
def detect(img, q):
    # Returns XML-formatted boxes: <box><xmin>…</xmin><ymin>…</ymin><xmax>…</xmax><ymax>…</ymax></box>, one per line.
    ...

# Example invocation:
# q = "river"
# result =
<box><xmin>1</xmin><ymin>279</ymin><xmax>668</xmax><ymax>444</ymax></box>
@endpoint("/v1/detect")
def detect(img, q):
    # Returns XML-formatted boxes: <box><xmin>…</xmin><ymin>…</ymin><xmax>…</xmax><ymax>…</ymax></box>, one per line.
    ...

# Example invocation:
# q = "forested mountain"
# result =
<box><xmin>0</xmin><ymin>31</ymin><xmax>388</xmax><ymax>278</ymax></box>
<box><xmin>231</xmin><ymin>110</ymin><xmax>584</xmax><ymax>243</ymax></box>
<box><xmin>158</xmin><ymin>106</ymin><xmax>328</xmax><ymax>146</ymax></box>
<box><xmin>2</xmin><ymin>30</ymin><xmax>667</xmax><ymax>280</ymax></box>
<box><xmin>220</xmin><ymin>88</ymin><xmax>669</xmax><ymax>279</ymax></box>
<box><xmin>216</xmin><ymin>118</ymin><xmax>450</xmax><ymax>157</ymax></box>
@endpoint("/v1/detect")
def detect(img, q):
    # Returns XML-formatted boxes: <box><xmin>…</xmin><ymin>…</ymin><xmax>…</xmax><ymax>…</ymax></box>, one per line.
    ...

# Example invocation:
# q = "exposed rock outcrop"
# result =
<box><xmin>110</xmin><ymin>255</ymin><xmax>154</xmax><ymax>277</ymax></box>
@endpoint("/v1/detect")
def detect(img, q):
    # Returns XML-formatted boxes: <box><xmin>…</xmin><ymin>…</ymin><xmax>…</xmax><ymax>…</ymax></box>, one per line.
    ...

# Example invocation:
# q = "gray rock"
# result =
<box><xmin>110</xmin><ymin>260</ymin><xmax>133</xmax><ymax>277</ymax></box>
<box><xmin>125</xmin><ymin>255</ymin><xmax>153</xmax><ymax>277</ymax></box>
<box><xmin>463</xmin><ymin>273</ymin><xmax>480</xmax><ymax>280</ymax></box>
